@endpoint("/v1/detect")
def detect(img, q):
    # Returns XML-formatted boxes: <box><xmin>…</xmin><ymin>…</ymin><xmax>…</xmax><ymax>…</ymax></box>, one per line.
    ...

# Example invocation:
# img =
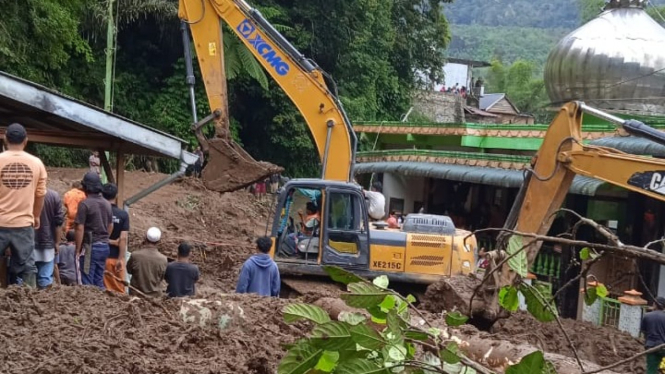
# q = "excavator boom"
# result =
<box><xmin>178</xmin><ymin>0</ymin><xmax>357</xmax><ymax>192</ymax></box>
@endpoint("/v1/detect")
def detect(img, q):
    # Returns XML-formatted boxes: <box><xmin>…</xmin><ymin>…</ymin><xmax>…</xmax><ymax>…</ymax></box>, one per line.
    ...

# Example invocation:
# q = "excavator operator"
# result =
<box><xmin>297</xmin><ymin>202</ymin><xmax>320</xmax><ymax>237</ymax></box>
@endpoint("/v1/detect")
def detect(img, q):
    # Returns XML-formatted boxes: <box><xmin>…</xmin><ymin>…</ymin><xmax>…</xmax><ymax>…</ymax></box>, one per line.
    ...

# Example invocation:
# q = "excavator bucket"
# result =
<box><xmin>201</xmin><ymin>137</ymin><xmax>284</xmax><ymax>193</ymax></box>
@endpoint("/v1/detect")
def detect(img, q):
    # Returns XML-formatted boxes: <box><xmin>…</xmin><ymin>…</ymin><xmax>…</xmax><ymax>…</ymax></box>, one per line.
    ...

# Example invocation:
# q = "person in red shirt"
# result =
<box><xmin>386</xmin><ymin>211</ymin><xmax>399</xmax><ymax>229</ymax></box>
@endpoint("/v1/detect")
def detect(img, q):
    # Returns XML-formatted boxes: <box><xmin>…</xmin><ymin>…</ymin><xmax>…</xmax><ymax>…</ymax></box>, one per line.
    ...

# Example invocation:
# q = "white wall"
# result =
<box><xmin>434</xmin><ymin>63</ymin><xmax>470</xmax><ymax>91</ymax></box>
<box><xmin>658</xmin><ymin>265</ymin><xmax>665</xmax><ymax>298</ymax></box>
<box><xmin>382</xmin><ymin>173</ymin><xmax>425</xmax><ymax>216</ymax></box>
<box><xmin>416</xmin><ymin>62</ymin><xmax>471</xmax><ymax>91</ymax></box>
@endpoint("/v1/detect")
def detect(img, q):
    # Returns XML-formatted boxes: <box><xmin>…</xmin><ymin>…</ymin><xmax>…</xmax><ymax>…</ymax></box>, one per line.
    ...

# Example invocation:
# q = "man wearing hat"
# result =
<box><xmin>641</xmin><ymin>296</ymin><xmax>665</xmax><ymax>373</ymax></box>
<box><xmin>0</xmin><ymin>123</ymin><xmax>47</xmax><ymax>288</ymax></box>
<box><xmin>126</xmin><ymin>227</ymin><xmax>168</xmax><ymax>297</ymax></box>
<box><xmin>74</xmin><ymin>171</ymin><xmax>113</xmax><ymax>288</ymax></box>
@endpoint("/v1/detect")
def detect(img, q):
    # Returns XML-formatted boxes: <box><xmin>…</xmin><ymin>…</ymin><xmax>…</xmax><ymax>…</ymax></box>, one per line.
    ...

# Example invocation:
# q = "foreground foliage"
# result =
<box><xmin>279</xmin><ymin>266</ymin><xmax>557</xmax><ymax>374</ymax></box>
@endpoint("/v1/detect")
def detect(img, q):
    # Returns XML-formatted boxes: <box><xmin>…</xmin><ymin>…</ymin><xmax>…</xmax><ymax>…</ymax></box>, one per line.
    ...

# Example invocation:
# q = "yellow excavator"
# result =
<box><xmin>475</xmin><ymin>101</ymin><xmax>665</xmax><ymax>323</ymax></box>
<box><xmin>178</xmin><ymin>0</ymin><xmax>477</xmax><ymax>290</ymax></box>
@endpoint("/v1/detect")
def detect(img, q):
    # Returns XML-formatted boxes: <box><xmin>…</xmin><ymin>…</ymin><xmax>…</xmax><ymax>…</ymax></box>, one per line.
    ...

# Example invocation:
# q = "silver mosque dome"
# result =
<box><xmin>544</xmin><ymin>0</ymin><xmax>665</xmax><ymax>115</ymax></box>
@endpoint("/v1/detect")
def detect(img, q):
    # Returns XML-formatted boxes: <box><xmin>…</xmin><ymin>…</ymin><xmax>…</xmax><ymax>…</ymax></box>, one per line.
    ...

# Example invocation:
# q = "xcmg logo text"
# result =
<box><xmin>237</xmin><ymin>19</ymin><xmax>290</xmax><ymax>76</ymax></box>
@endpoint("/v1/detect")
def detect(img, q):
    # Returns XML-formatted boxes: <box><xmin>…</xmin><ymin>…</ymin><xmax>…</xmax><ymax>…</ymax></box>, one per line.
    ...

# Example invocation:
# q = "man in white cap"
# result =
<box><xmin>126</xmin><ymin>227</ymin><xmax>167</xmax><ymax>297</ymax></box>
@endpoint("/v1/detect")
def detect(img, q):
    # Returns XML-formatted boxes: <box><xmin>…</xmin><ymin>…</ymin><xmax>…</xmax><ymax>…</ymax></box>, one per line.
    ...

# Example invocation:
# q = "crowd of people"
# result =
<box><xmin>0</xmin><ymin>123</ymin><xmax>283</xmax><ymax>300</ymax></box>
<box><xmin>439</xmin><ymin>82</ymin><xmax>468</xmax><ymax>98</ymax></box>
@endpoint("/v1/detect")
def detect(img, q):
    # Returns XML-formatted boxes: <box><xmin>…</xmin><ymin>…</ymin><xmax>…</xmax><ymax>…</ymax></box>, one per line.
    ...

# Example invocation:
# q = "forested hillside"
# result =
<box><xmin>444</xmin><ymin>0</ymin><xmax>580</xmax><ymax>29</ymax></box>
<box><xmin>445</xmin><ymin>0</ymin><xmax>665</xmax><ymax>66</ymax></box>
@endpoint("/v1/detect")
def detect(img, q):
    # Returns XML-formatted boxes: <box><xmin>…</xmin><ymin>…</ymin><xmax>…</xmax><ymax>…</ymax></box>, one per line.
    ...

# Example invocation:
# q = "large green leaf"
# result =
<box><xmin>507</xmin><ymin>235</ymin><xmax>528</xmax><ymax>277</ymax></box>
<box><xmin>278</xmin><ymin>341</ymin><xmax>324</xmax><ymax>374</ymax></box>
<box><xmin>596</xmin><ymin>284</ymin><xmax>608</xmax><ymax>298</ymax></box>
<box><xmin>283</xmin><ymin>303</ymin><xmax>331</xmax><ymax>324</ymax></box>
<box><xmin>387</xmin><ymin>345</ymin><xmax>407</xmax><ymax>361</ymax></box>
<box><xmin>499</xmin><ymin>286</ymin><xmax>520</xmax><ymax>312</ymax></box>
<box><xmin>373</xmin><ymin>275</ymin><xmax>389</xmax><ymax>289</ymax></box>
<box><xmin>350</xmin><ymin>323</ymin><xmax>386</xmax><ymax>350</ymax></box>
<box><xmin>323</xmin><ymin>266</ymin><xmax>366</xmax><ymax>285</ymax></box>
<box><xmin>335</xmin><ymin>359</ymin><xmax>390</xmax><ymax>374</ymax></box>
<box><xmin>367</xmin><ymin>305</ymin><xmax>388</xmax><ymax>324</ymax></box>
<box><xmin>584</xmin><ymin>286</ymin><xmax>598</xmax><ymax>306</ymax></box>
<box><xmin>404</xmin><ymin>329</ymin><xmax>429</xmax><ymax>341</ymax></box>
<box><xmin>311</xmin><ymin>321</ymin><xmax>354</xmax><ymax>351</ymax></box>
<box><xmin>380</xmin><ymin>295</ymin><xmax>397</xmax><ymax>311</ymax></box>
<box><xmin>341</xmin><ymin>283</ymin><xmax>390</xmax><ymax>308</ymax></box>
<box><xmin>314</xmin><ymin>350</ymin><xmax>339</xmax><ymax>372</ymax></box>
<box><xmin>338</xmin><ymin>311</ymin><xmax>367</xmax><ymax>326</ymax></box>
<box><xmin>445</xmin><ymin>312</ymin><xmax>469</xmax><ymax>327</ymax></box>
<box><xmin>386</xmin><ymin>309</ymin><xmax>404</xmax><ymax>334</ymax></box>
<box><xmin>519</xmin><ymin>284</ymin><xmax>557</xmax><ymax>323</ymax></box>
<box><xmin>440</xmin><ymin>342</ymin><xmax>461</xmax><ymax>364</ymax></box>
<box><xmin>506</xmin><ymin>351</ymin><xmax>557</xmax><ymax>374</ymax></box>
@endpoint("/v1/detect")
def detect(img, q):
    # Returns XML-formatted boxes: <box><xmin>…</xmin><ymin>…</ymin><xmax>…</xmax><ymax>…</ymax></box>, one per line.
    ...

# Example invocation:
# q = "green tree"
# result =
<box><xmin>484</xmin><ymin>59</ymin><xmax>549</xmax><ymax>119</ymax></box>
<box><xmin>0</xmin><ymin>0</ymin><xmax>94</xmax><ymax>89</ymax></box>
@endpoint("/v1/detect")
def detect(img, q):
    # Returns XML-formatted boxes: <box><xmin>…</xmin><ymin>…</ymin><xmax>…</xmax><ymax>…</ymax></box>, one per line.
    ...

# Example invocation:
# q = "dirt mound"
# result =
<box><xmin>421</xmin><ymin>274</ymin><xmax>481</xmax><ymax>314</ymax></box>
<box><xmin>0</xmin><ymin>285</ymin><xmax>302</xmax><ymax>374</ymax></box>
<box><xmin>486</xmin><ymin>312</ymin><xmax>645</xmax><ymax>373</ymax></box>
<box><xmin>422</xmin><ymin>276</ymin><xmax>645</xmax><ymax>373</ymax></box>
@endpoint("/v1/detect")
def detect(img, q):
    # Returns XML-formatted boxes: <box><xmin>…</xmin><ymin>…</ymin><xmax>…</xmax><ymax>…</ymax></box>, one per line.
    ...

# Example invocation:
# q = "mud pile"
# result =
<box><xmin>0</xmin><ymin>286</ymin><xmax>302</xmax><ymax>374</ymax></box>
<box><xmin>489</xmin><ymin>311</ymin><xmax>645</xmax><ymax>373</ymax></box>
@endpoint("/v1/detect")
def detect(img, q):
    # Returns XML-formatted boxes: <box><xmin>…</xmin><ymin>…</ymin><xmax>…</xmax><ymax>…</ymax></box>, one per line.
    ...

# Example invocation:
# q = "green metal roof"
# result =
<box><xmin>357</xmin><ymin>149</ymin><xmax>532</xmax><ymax>164</ymax></box>
<box><xmin>353</xmin><ymin>162</ymin><xmax>605</xmax><ymax>196</ymax></box>
<box><xmin>589</xmin><ymin>136</ymin><xmax>665</xmax><ymax>157</ymax></box>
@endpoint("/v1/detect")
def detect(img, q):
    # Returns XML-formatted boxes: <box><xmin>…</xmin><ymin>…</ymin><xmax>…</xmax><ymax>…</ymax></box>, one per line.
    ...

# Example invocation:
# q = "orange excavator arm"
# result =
<box><xmin>178</xmin><ymin>0</ymin><xmax>356</xmax><ymax>192</ymax></box>
<box><xmin>481</xmin><ymin>101</ymin><xmax>665</xmax><ymax>320</ymax></box>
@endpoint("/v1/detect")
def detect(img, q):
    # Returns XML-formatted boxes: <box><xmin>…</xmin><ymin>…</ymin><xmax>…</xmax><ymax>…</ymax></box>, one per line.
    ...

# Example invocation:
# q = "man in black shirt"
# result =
<box><xmin>75</xmin><ymin>172</ymin><xmax>113</xmax><ymax>289</ymax></box>
<box><xmin>165</xmin><ymin>242</ymin><xmax>200</xmax><ymax>298</ymax></box>
<box><xmin>641</xmin><ymin>296</ymin><xmax>665</xmax><ymax>373</ymax></box>
<box><xmin>102</xmin><ymin>183</ymin><xmax>129</xmax><ymax>294</ymax></box>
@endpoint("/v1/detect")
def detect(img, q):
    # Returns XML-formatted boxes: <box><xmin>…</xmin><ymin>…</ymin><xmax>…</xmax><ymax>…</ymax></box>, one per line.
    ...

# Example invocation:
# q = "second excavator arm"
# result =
<box><xmin>479</xmin><ymin>101</ymin><xmax>665</xmax><ymax>321</ymax></box>
<box><xmin>178</xmin><ymin>0</ymin><xmax>357</xmax><ymax>191</ymax></box>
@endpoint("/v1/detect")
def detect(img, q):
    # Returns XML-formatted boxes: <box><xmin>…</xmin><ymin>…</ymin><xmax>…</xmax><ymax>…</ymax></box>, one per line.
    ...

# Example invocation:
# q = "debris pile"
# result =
<box><xmin>0</xmin><ymin>286</ymin><xmax>302</xmax><ymax>374</ymax></box>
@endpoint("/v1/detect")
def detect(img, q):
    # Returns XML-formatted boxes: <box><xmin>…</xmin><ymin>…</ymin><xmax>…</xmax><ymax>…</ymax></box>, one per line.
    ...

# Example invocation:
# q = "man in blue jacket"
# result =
<box><xmin>236</xmin><ymin>237</ymin><xmax>280</xmax><ymax>297</ymax></box>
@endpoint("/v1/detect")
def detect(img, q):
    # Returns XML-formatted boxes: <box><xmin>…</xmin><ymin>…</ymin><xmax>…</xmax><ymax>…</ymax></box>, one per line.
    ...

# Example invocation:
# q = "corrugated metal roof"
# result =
<box><xmin>464</xmin><ymin>106</ymin><xmax>499</xmax><ymax>118</ymax></box>
<box><xmin>479</xmin><ymin>93</ymin><xmax>505</xmax><ymax>111</ymax></box>
<box><xmin>0</xmin><ymin>70</ymin><xmax>197</xmax><ymax>164</ymax></box>
<box><xmin>588</xmin><ymin>136</ymin><xmax>665</xmax><ymax>157</ymax></box>
<box><xmin>353</xmin><ymin>162</ymin><xmax>605</xmax><ymax>196</ymax></box>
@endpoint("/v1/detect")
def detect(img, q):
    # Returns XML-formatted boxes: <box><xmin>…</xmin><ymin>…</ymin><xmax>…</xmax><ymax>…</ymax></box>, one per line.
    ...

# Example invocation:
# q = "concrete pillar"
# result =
<box><xmin>618</xmin><ymin>289</ymin><xmax>647</xmax><ymax>338</ymax></box>
<box><xmin>581</xmin><ymin>281</ymin><xmax>602</xmax><ymax>325</ymax></box>
<box><xmin>519</xmin><ymin>273</ymin><xmax>536</xmax><ymax>311</ymax></box>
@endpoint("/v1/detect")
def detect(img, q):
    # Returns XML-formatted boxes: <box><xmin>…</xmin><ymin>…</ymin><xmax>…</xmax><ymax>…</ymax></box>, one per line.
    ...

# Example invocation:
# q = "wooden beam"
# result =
<box><xmin>0</xmin><ymin>129</ymin><xmax>118</xmax><ymax>150</ymax></box>
<box><xmin>99</xmin><ymin>149</ymin><xmax>115</xmax><ymax>184</ymax></box>
<box><xmin>116</xmin><ymin>151</ymin><xmax>125</xmax><ymax>208</ymax></box>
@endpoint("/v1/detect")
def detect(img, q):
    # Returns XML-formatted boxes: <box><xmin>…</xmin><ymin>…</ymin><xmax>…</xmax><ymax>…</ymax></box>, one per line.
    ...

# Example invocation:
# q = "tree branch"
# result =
<box><xmin>466</xmin><ymin>239</ymin><xmax>536</xmax><ymax>317</ymax></box>
<box><xmin>520</xmin><ymin>281</ymin><xmax>585</xmax><ymax>372</ymax></box>
<box><xmin>471</xmin><ymin>228</ymin><xmax>665</xmax><ymax>265</ymax></box>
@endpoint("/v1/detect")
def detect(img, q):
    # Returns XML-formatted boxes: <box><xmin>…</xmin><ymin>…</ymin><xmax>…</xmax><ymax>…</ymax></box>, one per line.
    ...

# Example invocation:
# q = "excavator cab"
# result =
<box><xmin>270</xmin><ymin>179</ymin><xmax>371</xmax><ymax>272</ymax></box>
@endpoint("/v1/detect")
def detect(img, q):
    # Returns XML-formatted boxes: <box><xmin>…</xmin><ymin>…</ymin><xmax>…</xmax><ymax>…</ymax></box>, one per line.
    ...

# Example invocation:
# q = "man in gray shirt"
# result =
<box><xmin>641</xmin><ymin>296</ymin><xmax>665</xmax><ymax>373</ymax></box>
<box><xmin>33</xmin><ymin>188</ymin><xmax>64</xmax><ymax>289</ymax></box>
<box><xmin>75</xmin><ymin>172</ymin><xmax>112</xmax><ymax>289</ymax></box>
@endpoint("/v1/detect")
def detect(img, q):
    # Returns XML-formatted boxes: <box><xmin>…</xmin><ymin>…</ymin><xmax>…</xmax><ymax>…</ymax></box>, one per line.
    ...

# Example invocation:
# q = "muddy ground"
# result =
<box><xmin>0</xmin><ymin>168</ymin><xmax>647</xmax><ymax>373</ymax></box>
